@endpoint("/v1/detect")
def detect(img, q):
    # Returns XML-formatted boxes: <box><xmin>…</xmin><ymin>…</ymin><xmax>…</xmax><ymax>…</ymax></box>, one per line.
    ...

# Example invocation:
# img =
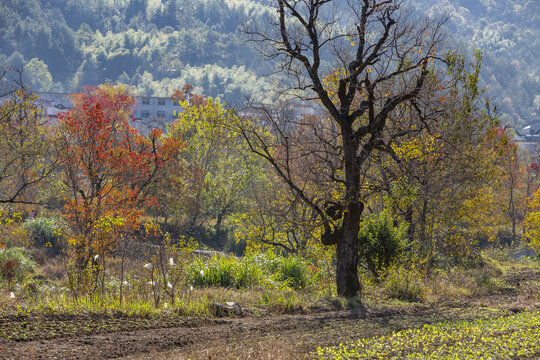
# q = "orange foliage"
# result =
<box><xmin>171</xmin><ymin>84</ymin><xmax>208</xmax><ymax>106</ymax></box>
<box><xmin>55</xmin><ymin>84</ymin><xmax>180</xmax><ymax>266</ymax></box>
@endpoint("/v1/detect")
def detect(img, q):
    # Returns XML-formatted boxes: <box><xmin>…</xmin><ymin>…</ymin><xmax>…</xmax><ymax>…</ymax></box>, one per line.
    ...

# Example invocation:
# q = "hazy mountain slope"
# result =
<box><xmin>0</xmin><ymin>0</ymin><xmax>537</xmax><ymax>123</ymax></box>
<box><xmin>410</xmin><ymin>0</ymin><xmax>539</xmax><ymax>125</ymax></box>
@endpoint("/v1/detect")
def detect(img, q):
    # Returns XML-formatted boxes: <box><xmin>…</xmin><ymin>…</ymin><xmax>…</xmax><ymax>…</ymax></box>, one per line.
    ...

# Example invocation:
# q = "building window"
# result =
<box><xmin>142</xmin><ymin>98</ymin><xmax>150</xmax><ymax>105</ymax></box>
<box><xmin>157</xmin><ymin>98</ymin><xmax>166</xmax><ymax>106</ymax></box>
<box><xmin>157</xmin><ymin>111</ymin><xmax>166</xmax><ymax>118</ymax></box>
<box><xmin>141</xmin><ymin>110</ymin><xmax>150</xmax><ymax>118</ymax></box>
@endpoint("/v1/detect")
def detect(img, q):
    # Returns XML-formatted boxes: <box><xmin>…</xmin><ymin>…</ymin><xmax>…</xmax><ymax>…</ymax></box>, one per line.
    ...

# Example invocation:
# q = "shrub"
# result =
<box><xmin>23</xmin><ymin>216</ymin><xmax>67</xmax><ymax>255</ymax></box>
<box><xmin>0</xmin><ymin>247</ymin><xmax>36</xmax><ymax>290</ymax></box>
<box><xmin>358</xmin><ymin>210</ymin><xmax>408</xmax><ymax>279</ymax></box>
<box><xmin>278</xmin><ymin>256</ymin><xmax>309</xmax><ymax>289</ymax></box>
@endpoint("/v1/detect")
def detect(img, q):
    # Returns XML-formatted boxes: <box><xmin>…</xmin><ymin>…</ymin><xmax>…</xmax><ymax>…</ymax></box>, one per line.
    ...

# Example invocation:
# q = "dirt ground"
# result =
<box><xmin>0</xmin><ymin>268</ymin><xmax>538</xmax><ymax>360</ymax></box>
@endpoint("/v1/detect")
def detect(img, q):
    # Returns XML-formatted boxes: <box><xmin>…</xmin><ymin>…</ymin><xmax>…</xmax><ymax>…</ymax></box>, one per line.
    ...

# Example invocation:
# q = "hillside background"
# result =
<box><xmin>0</xmin><ymin>0</ymin><xmax>538</xmax><ymax>126</ymax></box>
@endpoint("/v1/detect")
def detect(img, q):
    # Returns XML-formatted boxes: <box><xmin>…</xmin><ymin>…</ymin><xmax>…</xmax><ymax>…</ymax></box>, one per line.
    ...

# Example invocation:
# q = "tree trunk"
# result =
<box><xmin>213</xmin><ymin>210</ymin><xmax>226</xmax><ymax>249</ymax></box>
<box><xmin>336</xmin><ymin>201</ymin><xmax>363</xmax><ymax>297</ymax></box>
<box><xmin>509</xmin><ymin>185</ymin><xmax>516</xmax><ymax>245</ymax></box>
<box><xmin>405</xmin><ymin>206</ymin><xmax>415</xmax><ymax>243</ymax></box>
<box><xmin>215</xmin><ymin>210</ymin><xmax>224</xmax><ymax>234</ymax></box>
<box><xmin>336</xmin><ymin>135</ymin><xmax>362</xmax><ymax>297</ymax></box>
<box><xmin>419</xmin><ymin>199</ymin><xmax>428</xmax><ymax>248</ymax></box>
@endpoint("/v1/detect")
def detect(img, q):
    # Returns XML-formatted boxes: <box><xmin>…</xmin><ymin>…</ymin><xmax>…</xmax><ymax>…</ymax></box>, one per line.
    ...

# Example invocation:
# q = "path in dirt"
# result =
<box><xmin>0</xmin><ymin>305</ymin><xmax>521</xmax><ymax>360</ymax></box>
<box><xmin>0</xmin><ymin>268</ymin><xmax>538</xmax><ymax>360</ymax></box>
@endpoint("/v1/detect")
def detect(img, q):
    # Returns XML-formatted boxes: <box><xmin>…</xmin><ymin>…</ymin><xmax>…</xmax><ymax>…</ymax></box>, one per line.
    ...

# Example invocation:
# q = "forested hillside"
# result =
<box><xmin>0</xmin><ymin>0</ymin><xmax>275</xmax><ymax>103</ymax></box>
<box><xmin>411</xmin><ymin>0</ymin><xmax>539</xmax><ymax>126</ymax></box>
<box><xmin>0</xmin><ymin>0</ymin><xmax>538</xmax><ymax>123</ymax></box>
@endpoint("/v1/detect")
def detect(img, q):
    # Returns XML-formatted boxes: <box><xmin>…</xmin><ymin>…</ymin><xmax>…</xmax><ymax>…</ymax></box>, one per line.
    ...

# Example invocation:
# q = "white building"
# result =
<box><xmin>35</xmin><ymin>92</ymin><xmax>180</xmax><ymax>133</ymax></box>
<box><xmin>516</xmin><ymin>120</ymin><xmax>540</xmax><ymax>153</ymax></box>
<box><xmin>133</xmin><ymin>95</ymin><xmax>181</xmax><ymax>132</ymax></box>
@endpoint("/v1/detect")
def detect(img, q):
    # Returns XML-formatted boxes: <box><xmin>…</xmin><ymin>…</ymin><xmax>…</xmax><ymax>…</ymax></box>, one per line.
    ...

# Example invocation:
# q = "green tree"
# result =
<box><xmin>358</xmin><ymin>210</ymin><xmax>408</xmax><ymax>279</ymax></box>
<box><xmin>23</xmin><ymin>58</ymin><xmax>61</xmax><ymax>92</ymax></box>
<box><xmin>154</xmin><ymin>87</ymin><xmax>264</xmax><ymax>248</ymax></box>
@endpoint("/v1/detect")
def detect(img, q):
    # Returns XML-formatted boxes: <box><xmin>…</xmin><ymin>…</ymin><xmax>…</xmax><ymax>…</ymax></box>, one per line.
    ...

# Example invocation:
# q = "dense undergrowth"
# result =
<box><xmin>0</xmin><ymin>241</ymin><xmax>537</xmax><ymax>320</ymax></box>
<box><xmin>0</xmin><ymin>214</ymin><xmax>538</xmax><ymax>326</ymax></box>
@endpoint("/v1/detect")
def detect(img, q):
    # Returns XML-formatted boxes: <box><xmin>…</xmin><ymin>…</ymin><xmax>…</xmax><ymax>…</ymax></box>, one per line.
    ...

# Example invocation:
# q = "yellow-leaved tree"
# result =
<box><xmin>524</xmin><ymin>188</ymin><xmax>540</xmax><ymax>252</ymax></box>
<box><xmin>0</xmin><ymin>74</ymin><xmax>57</xmax><ymax>205</ymax></box>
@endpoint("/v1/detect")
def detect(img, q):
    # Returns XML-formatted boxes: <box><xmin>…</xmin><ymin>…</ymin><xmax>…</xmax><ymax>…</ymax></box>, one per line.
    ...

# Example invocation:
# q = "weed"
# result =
<box><xmin>384</xmin><ymin>267</ymin><xmax>424</xmax><ymax>302</ymax></box>
<box><xmin>315</xmin><ymin>311</ymin><xmax>540</xmax><ymax>359</ymax></box>
<box><xmin>253</xmin><ymin>251</ymin><xmax>311</xmax><ymax>290</ymax></box>
<box><xmin>188</xmin><ymin>254</ymin><xmax>267</xmax><ymax>289</ymax></box>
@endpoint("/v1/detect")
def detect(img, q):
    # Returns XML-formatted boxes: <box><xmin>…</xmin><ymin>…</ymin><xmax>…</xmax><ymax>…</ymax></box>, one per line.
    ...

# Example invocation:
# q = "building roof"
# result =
<box><xmin>523</xmin><ymin>120</ymin><xmax>540</xmax><ymax>136</ymax></box>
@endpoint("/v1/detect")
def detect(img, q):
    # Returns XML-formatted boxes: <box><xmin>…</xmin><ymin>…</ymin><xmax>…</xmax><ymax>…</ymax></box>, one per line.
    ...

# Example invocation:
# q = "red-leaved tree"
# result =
<box><xmin>55</xmin><ymin>84</ymin><xmax>179</xmax><ymax>268</ymax></box>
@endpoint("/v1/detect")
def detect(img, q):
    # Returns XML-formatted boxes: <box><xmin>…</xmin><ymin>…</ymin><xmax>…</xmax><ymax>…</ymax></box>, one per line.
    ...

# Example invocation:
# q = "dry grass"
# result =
<box><xmin>141</xmin><ymin>338</ymin><xmax>300</xmax><ymax>360</ymax></box>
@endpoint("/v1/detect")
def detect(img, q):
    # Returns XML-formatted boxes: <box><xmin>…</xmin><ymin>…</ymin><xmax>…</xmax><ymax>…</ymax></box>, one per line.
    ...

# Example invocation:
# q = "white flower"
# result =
<box><xmin>164</xmin><ymin>302</ymin><xmax>168</xmax><ymax>309</ymax></box>
<box><xmin>93</xmin><ymin>254</ymin><xmax>99</xmax><ymax>262</ymax></box>
<box><xmin>169</xmin><ymin>257</ymin><xmax>174</xmax><ymax>266</ymax></box>
<box><xmin>144</xmin><ymin>263</ymin><xmax>152</xmax><ymax>270</ymax></box>
<box><xmin>167</xmin><ymin>282</ymin><xmax>173</xmax><ymax>289</ymax></box>
<box><xmin>199</xmin><ymin>269</ymin><xmax>204</xmax><ymax>276</ymax></box>
<box><xmin>9</xmin><ymin>292</ymin><xmax>15</xmax><ymax>299</ymax></box>
<box><xmin>189</xmin><ymin>285</ymin><xmax>194</xmax><ymax>291</ymax></box>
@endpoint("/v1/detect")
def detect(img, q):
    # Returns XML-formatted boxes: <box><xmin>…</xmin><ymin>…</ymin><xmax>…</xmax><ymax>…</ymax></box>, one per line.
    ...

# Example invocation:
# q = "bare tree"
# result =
<box><xmin>239</xmin><ymin>0</ymin><xmax>450</xmax><ymax>296</ymax></box>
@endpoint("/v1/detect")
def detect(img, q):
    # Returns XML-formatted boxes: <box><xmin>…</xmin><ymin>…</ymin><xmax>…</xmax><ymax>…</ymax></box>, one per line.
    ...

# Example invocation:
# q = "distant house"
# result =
<box><xmin>34</xmin><ymin>92</ymin><xmax>72</xmax><ymax>121</ymax></box>
<box><xmin>133</xmin><ymin>95</ymin><xmax>181</xmax><ymax>133</ymax></box>
<box><xmin>35</xmin><ymin>92</ymin><xmax>181</xmax><ymax>133</ymax></box>
<box><xmin>521</xmin><ymin>120</ymin><xmax>540</xmax><ymax>139</ymax></box>
<box><xmin>516</xmin><ymin>119</ymin><xmax>540</xmax><ymax>153</ymax></box>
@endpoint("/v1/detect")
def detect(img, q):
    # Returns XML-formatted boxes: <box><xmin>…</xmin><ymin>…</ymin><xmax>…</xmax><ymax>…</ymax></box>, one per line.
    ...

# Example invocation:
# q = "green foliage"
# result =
<box><xmin>23</xmin><ymin>216</ymin><xmax>67</xmax><ymax>256</ymax></box>
<box><xmin>252</xmin><ymin>251</ymin><xmax>310</xmax><ymax>290</ymax></box>
<box><xmin>315</xmin><ymin>311</ymin><xmax>540</xmax><ymax>359</ymax></box>
<box><xmin>23</xmin><ymin>58</ymin><xmax>62</xmax><ymax>92</ymax></box>
<box><xmin>358</xmin><ymin>211</ymin><xmax>409</xmax><ymax>279</ymax></box>
<box><xmin>188</xmin><ymin>255</ymin><xmax>264</xmax><ymax>289</ymax></box>
<box><xmin>0</xmin><ymin>0</ymin><xmax>275</xmax><ymax>101</ymax></box>
<box><xmin>187</xmin><ymin>252</ymin><xmax>317</xmax><ymax>290</ymax></box>
<box><xmin>158</xmin><ymin>95</ymin><xmax>266</xmax><ymax>243</ymax></box>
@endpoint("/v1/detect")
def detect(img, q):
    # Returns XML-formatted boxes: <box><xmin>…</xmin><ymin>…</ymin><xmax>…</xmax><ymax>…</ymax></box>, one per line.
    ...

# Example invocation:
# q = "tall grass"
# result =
<box><xmin>252</xmin><ymin>251</ymin><xmax>311</xmax><ymax>290</ymax></box>
<box><xmin>188</xmin><ymin>252</ymin><xmax>316</xmax><ymax>290</ymax></box>
<box><xmin>188</xmin><ymin>254</ymin><xmax>264</xmax><ymax>289</ymax></box>
<box><xmin>5</xmin><ymin>244</ymin><xmax>325</xmax><ymax>318</ymax></box>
